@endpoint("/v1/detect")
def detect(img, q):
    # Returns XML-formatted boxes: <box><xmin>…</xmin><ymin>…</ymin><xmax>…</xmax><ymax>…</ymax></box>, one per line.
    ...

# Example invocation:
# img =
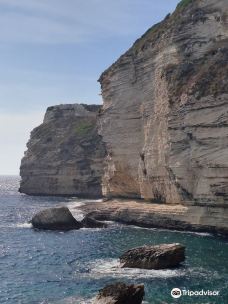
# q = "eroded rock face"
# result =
<box><xmin>32</xmin><ymin>207</ymin><xmax>82</xmax><ymax>230</ymax></box>
<box><xmin>120</xmin><ymin>243</ymin><xmax>185</xmax><ymax>269</ymax></box>
<box><xmin>78</xmin><ymin>199</ymin><xmax>228</xmax><ymax>235</ymax></box>
<box><xmin>94</xmin><ymin>282</ymin><xmax>144</xmax><ymax>304</ymax></box>
<box><xmin>99</xmin><ymin>0</ymin><xmax>228</xmax><ymax>206</ymax></box>
<box><xmin>20</xmin><ymin>104</ymin><xmax>105</xmax><ymax>197</ymax></box>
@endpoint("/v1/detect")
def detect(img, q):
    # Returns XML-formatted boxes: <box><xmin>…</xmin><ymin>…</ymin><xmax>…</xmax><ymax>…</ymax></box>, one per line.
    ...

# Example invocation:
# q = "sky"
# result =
<box><xmin>0</xmin><ymin>0</ymin><xmax>180</xmax><ymax>175</ymax></box>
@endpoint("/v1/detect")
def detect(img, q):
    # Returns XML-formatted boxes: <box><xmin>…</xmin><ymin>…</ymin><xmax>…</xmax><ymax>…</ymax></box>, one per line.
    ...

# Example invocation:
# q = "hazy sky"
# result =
<box><xmin>0</xmin><ymin>0</ymin><xmax>180</xmax><ymax>175</ymax></box>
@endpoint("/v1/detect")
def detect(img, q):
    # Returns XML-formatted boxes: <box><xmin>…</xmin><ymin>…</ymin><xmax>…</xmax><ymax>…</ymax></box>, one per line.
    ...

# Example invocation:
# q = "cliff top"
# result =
<box><xmin>98</xmin><ymin>0</ymin><xmax>225</xmax><ymax>83</ymax></box>
<box><xmin>43</xmin><ymin>103</ymin><xmax>101</xmax><ymax>123</ymax></box>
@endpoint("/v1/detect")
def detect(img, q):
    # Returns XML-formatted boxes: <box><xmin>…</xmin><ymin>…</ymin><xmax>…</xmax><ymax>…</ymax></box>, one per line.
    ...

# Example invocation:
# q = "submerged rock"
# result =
<box><xmin>120</xmin><ymin>243</ymin><xmax>185</xmax><ymax>269</ymax></box>
<box><xmin>81</xmin><ymin>215</ymin><xmax>107</xmax><ymax>228</ymax></box>
<box><xmin>32</xmin><ymin>207</ymin><xmax>82</xmax><ymax>230</ymax></box>
<box><xmin>94</xmin><ymin>282</ymin><xmax>144</xmax><ymax>304</ymax></box>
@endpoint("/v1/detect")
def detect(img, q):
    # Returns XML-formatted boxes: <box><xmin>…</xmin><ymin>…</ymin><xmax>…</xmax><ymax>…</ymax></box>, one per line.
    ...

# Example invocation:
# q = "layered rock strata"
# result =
<box><xmin>98</xmin><ymin>0</ymin><xmax>228</xmax><ymax>206</ymax></box>
<box><xmin>120</xmin><ymin>243</ymin><xmax>185</xmax><ymax>269</ymax></box>
<box><xmin>78</xmin><ymin>200</ymin><xmax>228</xmax><ymax>235</ymax></box>
<box><xmin>20</xmin><ymin>104</ymin><xmax>105</xmax><ymax>197</ymax></box>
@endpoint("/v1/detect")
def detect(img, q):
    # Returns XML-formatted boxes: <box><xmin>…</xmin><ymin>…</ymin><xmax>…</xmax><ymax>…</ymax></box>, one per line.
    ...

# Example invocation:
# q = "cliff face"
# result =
<box><xmin>20</xmin><ymin>104</ymin><xmax>105</xmax><ymax>197</ymax></box>
<box><xmin>99</xmin><ymin>0</ymin><xmax>228</xmax><ymax>205</ymax></box>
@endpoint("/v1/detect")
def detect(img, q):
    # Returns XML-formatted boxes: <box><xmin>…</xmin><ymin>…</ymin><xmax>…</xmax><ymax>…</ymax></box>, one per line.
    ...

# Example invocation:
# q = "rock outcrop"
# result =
<box><xmin>31</xmin><ymin>207</ymin><xmax>108</xmax><ymax>230</ymax></box>
<box><xmin>120</xmin><ymin>243</ymin><xmax>185</xmax><ymax>269</ymax></box>
<box><xmin>78</xmin><ymin>199</ymin><xmax>228</xmax><ymax>235</ymax></box>
<box><xmin>94</xmin><ymin>282</ymin><xmax>144</xmax><ymax>304</ymax></box>
<box><xmin>98</xmin><ymin>0</ymin><xmax>228</xmax><ymax>206</ymax></box>
<box><xmin>20</xmin><ymin>104</ymin><xmax>105</xmax><ymax>197</ymax></box>
<box><xmin>32</xmin><ymin>207</ymin><xmax>82</xmax><ymax>230</ymax></box>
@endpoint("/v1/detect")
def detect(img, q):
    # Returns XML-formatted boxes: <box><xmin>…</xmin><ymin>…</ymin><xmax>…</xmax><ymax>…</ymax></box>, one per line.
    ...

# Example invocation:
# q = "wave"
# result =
<box><xmin>15</xmin><ymin>222</ymin><xmax>32</xmax><ymax>228</ymax></box>
<box><xmin>130</xmin><ymin>225</ymin><xmax>212</xmax><ymax>237</ymax></box>
<box><xmin>67</xmin><ymin>198</ymin><xmax>102</xmax><ymax>207</ymax></box>
<box><xmin>67</xmin><ymin>201</ymin><xmax>86</xmax><ymax>221</ymax></box>
<box><xmin>67</xmin><ymin>199</ymin><xmax>103</xmax><ymax>221</ymax></box>
<box><xmin>0</xmin><ymin>222</ymin><xmax>33</xmax><ymax>229</ymax></box>
<box><xmin>67</xmin><ymin>201</ymin><xmax>86</xmax><ymax>208</ymax></box>
<box><xmin>49</xmin><ymin>296</ymin><xmax>95</xmax><ymax>304</ymax></box>
<box><xmin>80</xmin><ymin>227</ymin><xmax>104</xmax><ymax>232</ymax></box>
<box><xmin>86</xmin><ymin>258</ymin><xmax>184</xmax><ymax>279</ymax></box>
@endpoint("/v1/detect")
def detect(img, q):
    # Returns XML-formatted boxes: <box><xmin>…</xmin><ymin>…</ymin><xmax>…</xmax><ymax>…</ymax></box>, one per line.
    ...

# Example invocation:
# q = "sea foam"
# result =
<box><xmin>87</xmin><ymin>258</ymin><xmax>184</xmax><ymax>279</ymax></box>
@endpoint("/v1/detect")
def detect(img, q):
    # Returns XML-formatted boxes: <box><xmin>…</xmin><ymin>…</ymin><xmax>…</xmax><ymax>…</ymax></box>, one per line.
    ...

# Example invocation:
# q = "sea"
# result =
<box><xmin>0</xmin><ymin>175</ymin><xmax>227</xmax><ymax>304</ymax></box>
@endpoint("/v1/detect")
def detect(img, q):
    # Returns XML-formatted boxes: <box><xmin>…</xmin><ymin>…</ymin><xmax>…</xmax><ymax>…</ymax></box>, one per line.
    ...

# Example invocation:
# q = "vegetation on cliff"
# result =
<box><xmin>20</xmin><ymin>104</ymin><xmax>105</xmax><ymax>197</ymax></box>
<box><xmin>177</xmin><ymin>0</ymin><xmax>193</xmax><ymax>10</ymax></box>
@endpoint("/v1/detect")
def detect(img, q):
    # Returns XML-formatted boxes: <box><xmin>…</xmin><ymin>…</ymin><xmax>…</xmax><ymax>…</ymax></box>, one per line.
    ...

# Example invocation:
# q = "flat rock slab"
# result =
<box><xmin>32</xmin><ymin>206</ymin><xmax>82</xmax><ymax>231</ymax></box>
<box><xmin>120</xmin><ymin>243</ymin><xmax>185</xmax><ymax>269</ymax></box>
<box><xmin>94</xmin><ymin>282</ymin><xmax>144</xmax><ymax>304</ymax></box>
<box><xmin>78</xmin><ymin>199</ymin><xmax>228</xmax><ymax>235</ymax></box>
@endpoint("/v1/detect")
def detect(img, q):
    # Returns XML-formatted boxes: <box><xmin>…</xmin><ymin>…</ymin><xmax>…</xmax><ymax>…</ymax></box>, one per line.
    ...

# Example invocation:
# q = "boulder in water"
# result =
<box><xmin>32</xmin><ymin>206</ymin><xmax>82</xmax><ymax>230</ymax></box>
<box><xmin>120</xmin><ymin>243</ymin><xmax>185</xmax><ymax>269</ymax></box>
<box><xmin>94</xmin><ymin>282</ymin><xmax>144</xmax><ymax>304</ymax></box>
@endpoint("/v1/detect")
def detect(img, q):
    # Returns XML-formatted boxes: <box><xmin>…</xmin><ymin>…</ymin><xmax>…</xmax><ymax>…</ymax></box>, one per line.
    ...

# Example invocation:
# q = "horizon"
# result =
<box><xmin>0</xmin><ymin>0</ymin><xmax>180</xmax><ymax>174</ymax></box>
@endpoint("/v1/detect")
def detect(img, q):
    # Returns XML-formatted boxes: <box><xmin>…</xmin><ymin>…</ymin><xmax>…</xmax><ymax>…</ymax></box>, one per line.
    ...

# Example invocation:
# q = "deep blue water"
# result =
<box><xmin>0</xmin><ymin>175</ymin><xmax>228</xmax><ymax>304</ymax></box>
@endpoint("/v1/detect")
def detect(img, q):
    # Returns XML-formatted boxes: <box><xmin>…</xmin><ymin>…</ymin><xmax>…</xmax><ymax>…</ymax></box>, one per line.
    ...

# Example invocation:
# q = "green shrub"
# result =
<box><xmin>177</xmin><ymin>0</ymin><xmax>193</xmax><ymax>9</ymax></box>
<box><xmin>75</xmin><ymin>122</ymin><xmax>93</xmax><ymax>135</ymax></box>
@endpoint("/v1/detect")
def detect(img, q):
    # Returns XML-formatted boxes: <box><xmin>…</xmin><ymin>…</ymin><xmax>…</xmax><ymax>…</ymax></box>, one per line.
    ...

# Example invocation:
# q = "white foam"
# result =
<box><xmin>86</xmin><ymin>259</ymin><xmax>183</xmax><ymax>279</ymax></box>
<box><xmin>67</xmin><ymin>199</ymin><xmax>104</xmax><ymax>221</ymax></box>
<box><xmin>67</xmin><ymin>201</ymin><xmax>86</xmax><ymax>221</ymax></box>
<box><xmin>80</xmin><ymin>227</ymin><xmax>103</xmax><ymax>232</ymax></box>
<box><xmin>102</xmin><ymin>220</ymin><xmax>116</xmax><ymax>224</ymax></box>
<box><xmin>170</xmin><ymin>230</ymin><xmax>212</xmax><ymax>237</ymax></box>
<box><xmin>51</xmin><ymin>296</ymin><xmax>95</xmax><ymax>304</ymax></box>
<box><xmin>130</xmin><ymin>226</ymin><xmax>212</xmax><ymax>237</ymax></box>
<box><xmin>17</xmin><ymin>222</ymin><xmax>32</xmax><ymax>228</ymax></box>
<box><xmin>67</xmin><ymin>199</ymin><xmax>103</xmax><ymax>210</ymax></box>
<box><xmin>67</xmin><ymin>201</ymin><xmax>85</xmax><ymax>208</ymax></box>
<box><xmin>188</xmin><ymin>231</ymin><xmax>212</xmax><ymax>236</ymax></box>
<box><xmin>5</xmin><ymin>222</ymin><xmax>32</xmax><ymax>228</ymax></box>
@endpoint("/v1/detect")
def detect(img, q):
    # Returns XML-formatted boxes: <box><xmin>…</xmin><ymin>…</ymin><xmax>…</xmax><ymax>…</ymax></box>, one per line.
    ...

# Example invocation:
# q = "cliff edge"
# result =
<box><xmin>19</xmin><ymin>104</ymin><xmax>105</xmax><ymax>197</ymax></box>
<box><xmin>99</xmin><ymin>0</ymin><xmax>228</xmax><ymax>206</ymax></box>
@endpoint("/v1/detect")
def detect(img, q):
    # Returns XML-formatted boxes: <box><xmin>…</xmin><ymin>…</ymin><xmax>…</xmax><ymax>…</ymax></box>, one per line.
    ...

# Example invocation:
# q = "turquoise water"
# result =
<box><xmin>0</xmin><ymin>176</ymin><xmax>227</xmax><ymax>304</ymax></box>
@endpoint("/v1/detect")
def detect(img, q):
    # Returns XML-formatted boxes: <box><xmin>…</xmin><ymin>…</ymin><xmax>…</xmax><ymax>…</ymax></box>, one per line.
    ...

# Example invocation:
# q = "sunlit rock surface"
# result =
<box><xmin>99</xmin><ymin>0</ymin><xmax>228</xmax><ymax>206</ymax></box>
<box><xmin>20</xmin><ymin>104</ymin><xmax>105</xmax><ymax>197</ymax></box>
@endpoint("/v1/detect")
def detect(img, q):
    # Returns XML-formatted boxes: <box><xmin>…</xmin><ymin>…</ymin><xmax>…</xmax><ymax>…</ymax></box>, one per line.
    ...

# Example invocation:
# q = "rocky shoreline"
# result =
<box><xmin>30</xmin><ymin>204</ymin><xmax>188</xmax><ymax>304</ymax></box>
<box><xmin>76</xmin><ymin>199</ymin><xmax>228</xmax><ymax>236</ymax></box>
<box><xmin>19</xmin><ymin>0</ymin><xmax>228</xmax><ymax>237</ymax></box>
